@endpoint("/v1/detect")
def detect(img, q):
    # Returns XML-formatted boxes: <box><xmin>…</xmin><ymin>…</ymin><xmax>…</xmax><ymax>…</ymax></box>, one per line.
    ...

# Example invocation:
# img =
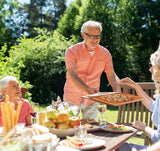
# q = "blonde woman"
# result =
<box><xmin>119</xmin><ymin>42</ymin><xmax>160</xmax><ymax>150</ymax></box>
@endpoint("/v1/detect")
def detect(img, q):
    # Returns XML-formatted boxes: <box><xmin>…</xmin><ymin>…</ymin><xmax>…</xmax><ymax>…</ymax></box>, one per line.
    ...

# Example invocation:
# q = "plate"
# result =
<box><xmin>33</xmin><ymin>137</ymin><xmax>60</xmax><ymax>151</ymax></box>
<box><xmin>82</xmin><ymin>92</ymin><xmax>143</xmax><ymax>107</ymax></box>
<box><xmin>101</xmin><ymin>125</ymin><xmax>134</xmax><ymax>133</ymax></box>
<box><xmin>55</xmin><ymin>145</ymin><xmax>81</xmax><ymax>151</ymax></box>
<box><xmin>49</xmin><ymin>128</ymin><xmax>75</xmax><ymax>138</ymax></box>
<box><xmin>87</xmin><ymin>125</ymin><xmax>100</xmax><ymax>132</ymax></box>
<box><xmin>59</xmin><ymin>138</ymin><xmax>105</xmax><ymax>150</ymax></box>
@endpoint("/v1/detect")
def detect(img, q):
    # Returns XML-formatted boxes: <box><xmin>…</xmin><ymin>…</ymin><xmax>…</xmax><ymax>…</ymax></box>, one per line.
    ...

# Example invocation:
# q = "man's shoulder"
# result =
<box><xmin>98</xmin><ymin>45</ymin><xmax>111</xmax><ymax>55</ymax></box>
<box><xmin>98</xmin><ymin>45</ymin><xmax>109</xmax><ymax>51</ymax></box>
<box><xmin>69</xmin><ymin>42</ymin><xmax>83</xmax><ymax>49</ymax></box>
<box><xmin>66</xmin><ymin>42</ymin><xmax>84</xmax><ymax>54</ymax></box>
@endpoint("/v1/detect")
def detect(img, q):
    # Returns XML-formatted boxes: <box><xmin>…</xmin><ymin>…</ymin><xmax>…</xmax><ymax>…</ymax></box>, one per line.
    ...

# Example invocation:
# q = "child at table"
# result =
<box><xmin>118</xmin><ymin>42</ymin><xmax>160</xmax><ymax>150</ymax></box>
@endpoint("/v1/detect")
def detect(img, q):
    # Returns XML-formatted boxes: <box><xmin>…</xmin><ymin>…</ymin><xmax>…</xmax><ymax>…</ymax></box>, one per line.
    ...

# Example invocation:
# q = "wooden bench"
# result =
<box><xmin>117</xmin><ymin>82</ymin><xmax>156</xmax><ymax>146</ymax></box>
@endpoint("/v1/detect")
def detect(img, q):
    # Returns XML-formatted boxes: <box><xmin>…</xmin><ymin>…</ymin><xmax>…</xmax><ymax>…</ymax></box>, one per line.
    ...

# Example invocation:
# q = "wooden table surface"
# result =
<box><xmin>55</xmin><ymin>127</ymin><xmax>138</xmax><ymax>151</ymax></box>
<box><xmin>86</xmin><ymin>128</ymin><xmax>137</xmax><ymax>151</ymax></box>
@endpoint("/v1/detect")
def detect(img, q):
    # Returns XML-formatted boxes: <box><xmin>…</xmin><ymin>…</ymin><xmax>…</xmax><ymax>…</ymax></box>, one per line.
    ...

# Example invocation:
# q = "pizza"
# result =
<box><xmin>99</xmin><ymin>93</ymin><xmax>133</xmax><ymax>102</ymax></box>
<box><xmin>88</xmin><ymin>92</ymin><xmax>143</xmax><ymax>106</ymax></box>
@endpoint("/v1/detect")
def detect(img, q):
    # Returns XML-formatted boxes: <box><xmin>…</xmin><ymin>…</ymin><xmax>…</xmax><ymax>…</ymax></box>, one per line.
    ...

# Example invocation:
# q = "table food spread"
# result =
<box><xmin>0</xmin><ymin>120</ymin><xmax>135</xmax><ymax>151</ymax></box>
<box><xmin>0</xmin><ymin>96</ymin><xmax>138</xmax><ymax>151</ymax></box>
<box><xmin>82</xmin><ymin>92</ymin><xmax>144</xmax><ymax>106</ymax></box>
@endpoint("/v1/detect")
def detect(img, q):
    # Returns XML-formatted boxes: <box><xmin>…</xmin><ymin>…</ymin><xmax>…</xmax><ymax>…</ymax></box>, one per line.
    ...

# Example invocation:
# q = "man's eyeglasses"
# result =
<box><xmin>84</xmin><ymin>32</ymin><xmax>101</xmax><ymax>40</ymax></box>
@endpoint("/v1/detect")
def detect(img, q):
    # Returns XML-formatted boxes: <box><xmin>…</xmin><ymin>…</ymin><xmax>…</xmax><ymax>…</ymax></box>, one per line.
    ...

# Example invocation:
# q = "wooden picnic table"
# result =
<box><xmin>55</xmin><ymin>127</ymin><xmax>138</xmax><ymax>151</ymax></box>
<box><xmin>86</xmin><ymin>128</ymin><xmax>137</xmax><ymax>151</ymax></box>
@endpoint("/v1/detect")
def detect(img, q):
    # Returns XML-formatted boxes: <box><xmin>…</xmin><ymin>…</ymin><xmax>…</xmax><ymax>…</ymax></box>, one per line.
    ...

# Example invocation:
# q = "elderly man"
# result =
<box><xmin>63</xmin><ymin>20</ymin><xmax>120</xmax><ymax>120</ymax></box>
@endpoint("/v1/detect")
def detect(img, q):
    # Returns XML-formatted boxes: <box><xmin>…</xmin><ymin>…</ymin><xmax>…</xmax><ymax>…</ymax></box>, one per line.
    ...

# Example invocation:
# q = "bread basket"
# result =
<box><xmin>49</xmin><ymin>128</ymin><xmax>75</xmax><ymax>138</ymax></box>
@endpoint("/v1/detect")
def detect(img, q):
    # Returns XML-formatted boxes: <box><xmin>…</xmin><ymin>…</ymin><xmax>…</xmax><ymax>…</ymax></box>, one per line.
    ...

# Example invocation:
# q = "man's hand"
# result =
<box><xmin>88</xmin><ymin>87</ymin><xmax>98</xmax><ymax>94</ymax></box>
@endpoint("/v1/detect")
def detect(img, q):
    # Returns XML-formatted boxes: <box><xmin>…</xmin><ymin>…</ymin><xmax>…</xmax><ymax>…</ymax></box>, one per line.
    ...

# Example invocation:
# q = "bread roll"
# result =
<box><xmin>32</xmin><ymin>124</ymin><xmax>49</xmax><ymax>134</ymax></box>
<box><xmin>32</xmin><ymin>127</ymin><xmax>40</xmax><ymax>135</ymax></box>
<box><xmin>22</xmin><ymin>128</ymin><xmax>37</xmax><ymax>137</ymax></box>
<box><xmin>32</xmin><ymin>133</ymin><xmax>56</xmax><ymax>143</ymax></box>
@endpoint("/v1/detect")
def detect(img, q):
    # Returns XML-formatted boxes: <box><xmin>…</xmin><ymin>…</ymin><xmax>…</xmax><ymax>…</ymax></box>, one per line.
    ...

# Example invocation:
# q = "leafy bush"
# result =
<box><xmin>8</xmin><ymin>28</ymin><xmax>75</xmax><ymax>104</ymax></box>
<box><xmin>0</xmin><ymin>44</ymin><xmax>32</xmax><ymax>101</ymax></box>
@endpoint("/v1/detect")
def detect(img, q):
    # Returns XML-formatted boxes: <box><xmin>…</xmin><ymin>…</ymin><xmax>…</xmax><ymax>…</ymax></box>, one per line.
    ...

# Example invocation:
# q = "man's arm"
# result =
<box><xmin>68</xmin><ymin>67</ymin><xmax>98</xmax><ymax>94</ymax></box>
<box><xmin>106</xmin><ymin>72</ymin><xmax>121</xmax><ymax>92</ymax></box>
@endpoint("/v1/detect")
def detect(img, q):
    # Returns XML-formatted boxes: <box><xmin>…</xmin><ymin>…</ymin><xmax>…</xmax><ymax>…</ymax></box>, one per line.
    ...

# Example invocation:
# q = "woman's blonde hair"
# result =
<box><xmin>150</xmin><ymin>42</ymin><xmax>160</xmax><ymax>98</ymax></box>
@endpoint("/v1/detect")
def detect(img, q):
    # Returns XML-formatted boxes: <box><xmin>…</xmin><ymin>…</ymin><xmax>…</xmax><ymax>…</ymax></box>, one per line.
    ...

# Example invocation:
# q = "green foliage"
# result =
<box><xmin>0</xmin><ymin>44</ymin><xmax>32</xmax><ymax>101</ymax></box>
<box><xmin>0</xmin><ymin>44</ymin><xmax>22</xmax><ymax>79</ymax></box>
<box><xmin>58</xmin><ymin>0</ymin><xmax>160</xmax><ymax>83</ymax></box>
<box><xmin>20</xmin><ymin>0</ymin><xmax>66</xmax><ymax>38</ymax></box>
<box><xmin>8</xmin><ymin>28</ymin><xmax>74</xmax><ymax>104</ymax></box>
<box><xmin>1</xmin><ymin>0</ymin><xmax>160</xmax><ymax>105</ymax></box>
<box><xmin>58</xmin><ymin>0</ymin><xmax>82</xmax><ymax>39</ymax></box>
<box><xmin>0</xmin><ymin>0</ymin><xmax>19</xmax><ymax>48</ymax></box>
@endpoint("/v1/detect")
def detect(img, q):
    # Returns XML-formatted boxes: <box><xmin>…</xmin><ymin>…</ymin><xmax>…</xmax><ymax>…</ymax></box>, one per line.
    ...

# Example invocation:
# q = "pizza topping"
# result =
<box><xmin>101</xmin><ymin>94</ymin><xmax>133</xmax><ymax>102</ymax></box>
<box><xmin>88</xmin><ymin>92</ymin><xmax>143</xmax><ymax>107</ymax></box>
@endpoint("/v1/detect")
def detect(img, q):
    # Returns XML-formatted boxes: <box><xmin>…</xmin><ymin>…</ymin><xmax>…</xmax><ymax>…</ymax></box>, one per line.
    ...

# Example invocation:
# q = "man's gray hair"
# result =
<box><xmin>0</xmin><ymin>76</ymin><xmax>18</xmax><ymax>95</ymax></box>
<box><xmin>81</xmin><ymin>20</ymin><xmax>102</xmax><ymax>33</ymax></box>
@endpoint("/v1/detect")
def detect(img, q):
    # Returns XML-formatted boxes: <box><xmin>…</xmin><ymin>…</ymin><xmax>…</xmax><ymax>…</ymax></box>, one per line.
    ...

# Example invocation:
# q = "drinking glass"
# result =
<box><xmin>16</xmin><ymin>123</ymin><xmax>25</xmax><ymax>134</ymax></box>
<box><xmin>98</xmin><ymin>103</ymin><xmax>107</xmax><ymax>118</ymax></box>
<box><xmin>30</xmin><ymin>102</ymin><xmax>40</xmax><ymax>124</ymax></box>
<box><xmin>74</xmin><ymin>124</ymin><xmax>87</xmax><ymax>138</ymax></box>
<box><xmin>72</xmin><ymin>106</ymin><xmax>80</xmax><ymax>117</ymax></box>
<box><xmin>67</xmin><ymin>105</ymin><xmax>80</xmax><ymax>117</ymax></box>
<box><xmin>98</xmin><ymin>117</ymin><xmax>108</xmax><ymax>126</ymax></box>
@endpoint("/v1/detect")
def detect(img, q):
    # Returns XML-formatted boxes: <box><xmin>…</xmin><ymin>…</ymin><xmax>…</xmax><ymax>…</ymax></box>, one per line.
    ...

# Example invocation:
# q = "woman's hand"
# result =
<box><xmin>131</xmin><ymin>120</ymin><xmax>146</xmax><ymax>131</ymax></box>
<box><xmin>118</xmin><ymin>77</ymin><xmax>139</xmax><ymax>89</ymax></box>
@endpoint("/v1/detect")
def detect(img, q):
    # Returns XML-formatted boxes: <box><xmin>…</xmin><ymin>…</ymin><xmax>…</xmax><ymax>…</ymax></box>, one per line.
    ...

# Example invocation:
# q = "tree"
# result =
<box><xmin>112</xmin><ymin>0</ymin><xmax>160</xmax><ymax>81</ymax></box>
<box><xmin>57</xmin><ymin>0</ymin><xmax>160</xmax><ymax>82</ymax></box>
<box><xmin>6</xmin><ymin>29</ymin><xmax>75</xmax><ymax>104</ymax></box>
<box><xmin>0</xmin><ymin>0</ymin><xmax>19</xmax><ymax>48</ymax></box>
<box><xmin>57</xmin><ymin>0</ymin><xmax>82</xmax><ymax>38</ymax></box>
<box><xmin>22</xmin><ymin>0</ymin><xmax>67</xmax><ymax>38</ymax></box>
